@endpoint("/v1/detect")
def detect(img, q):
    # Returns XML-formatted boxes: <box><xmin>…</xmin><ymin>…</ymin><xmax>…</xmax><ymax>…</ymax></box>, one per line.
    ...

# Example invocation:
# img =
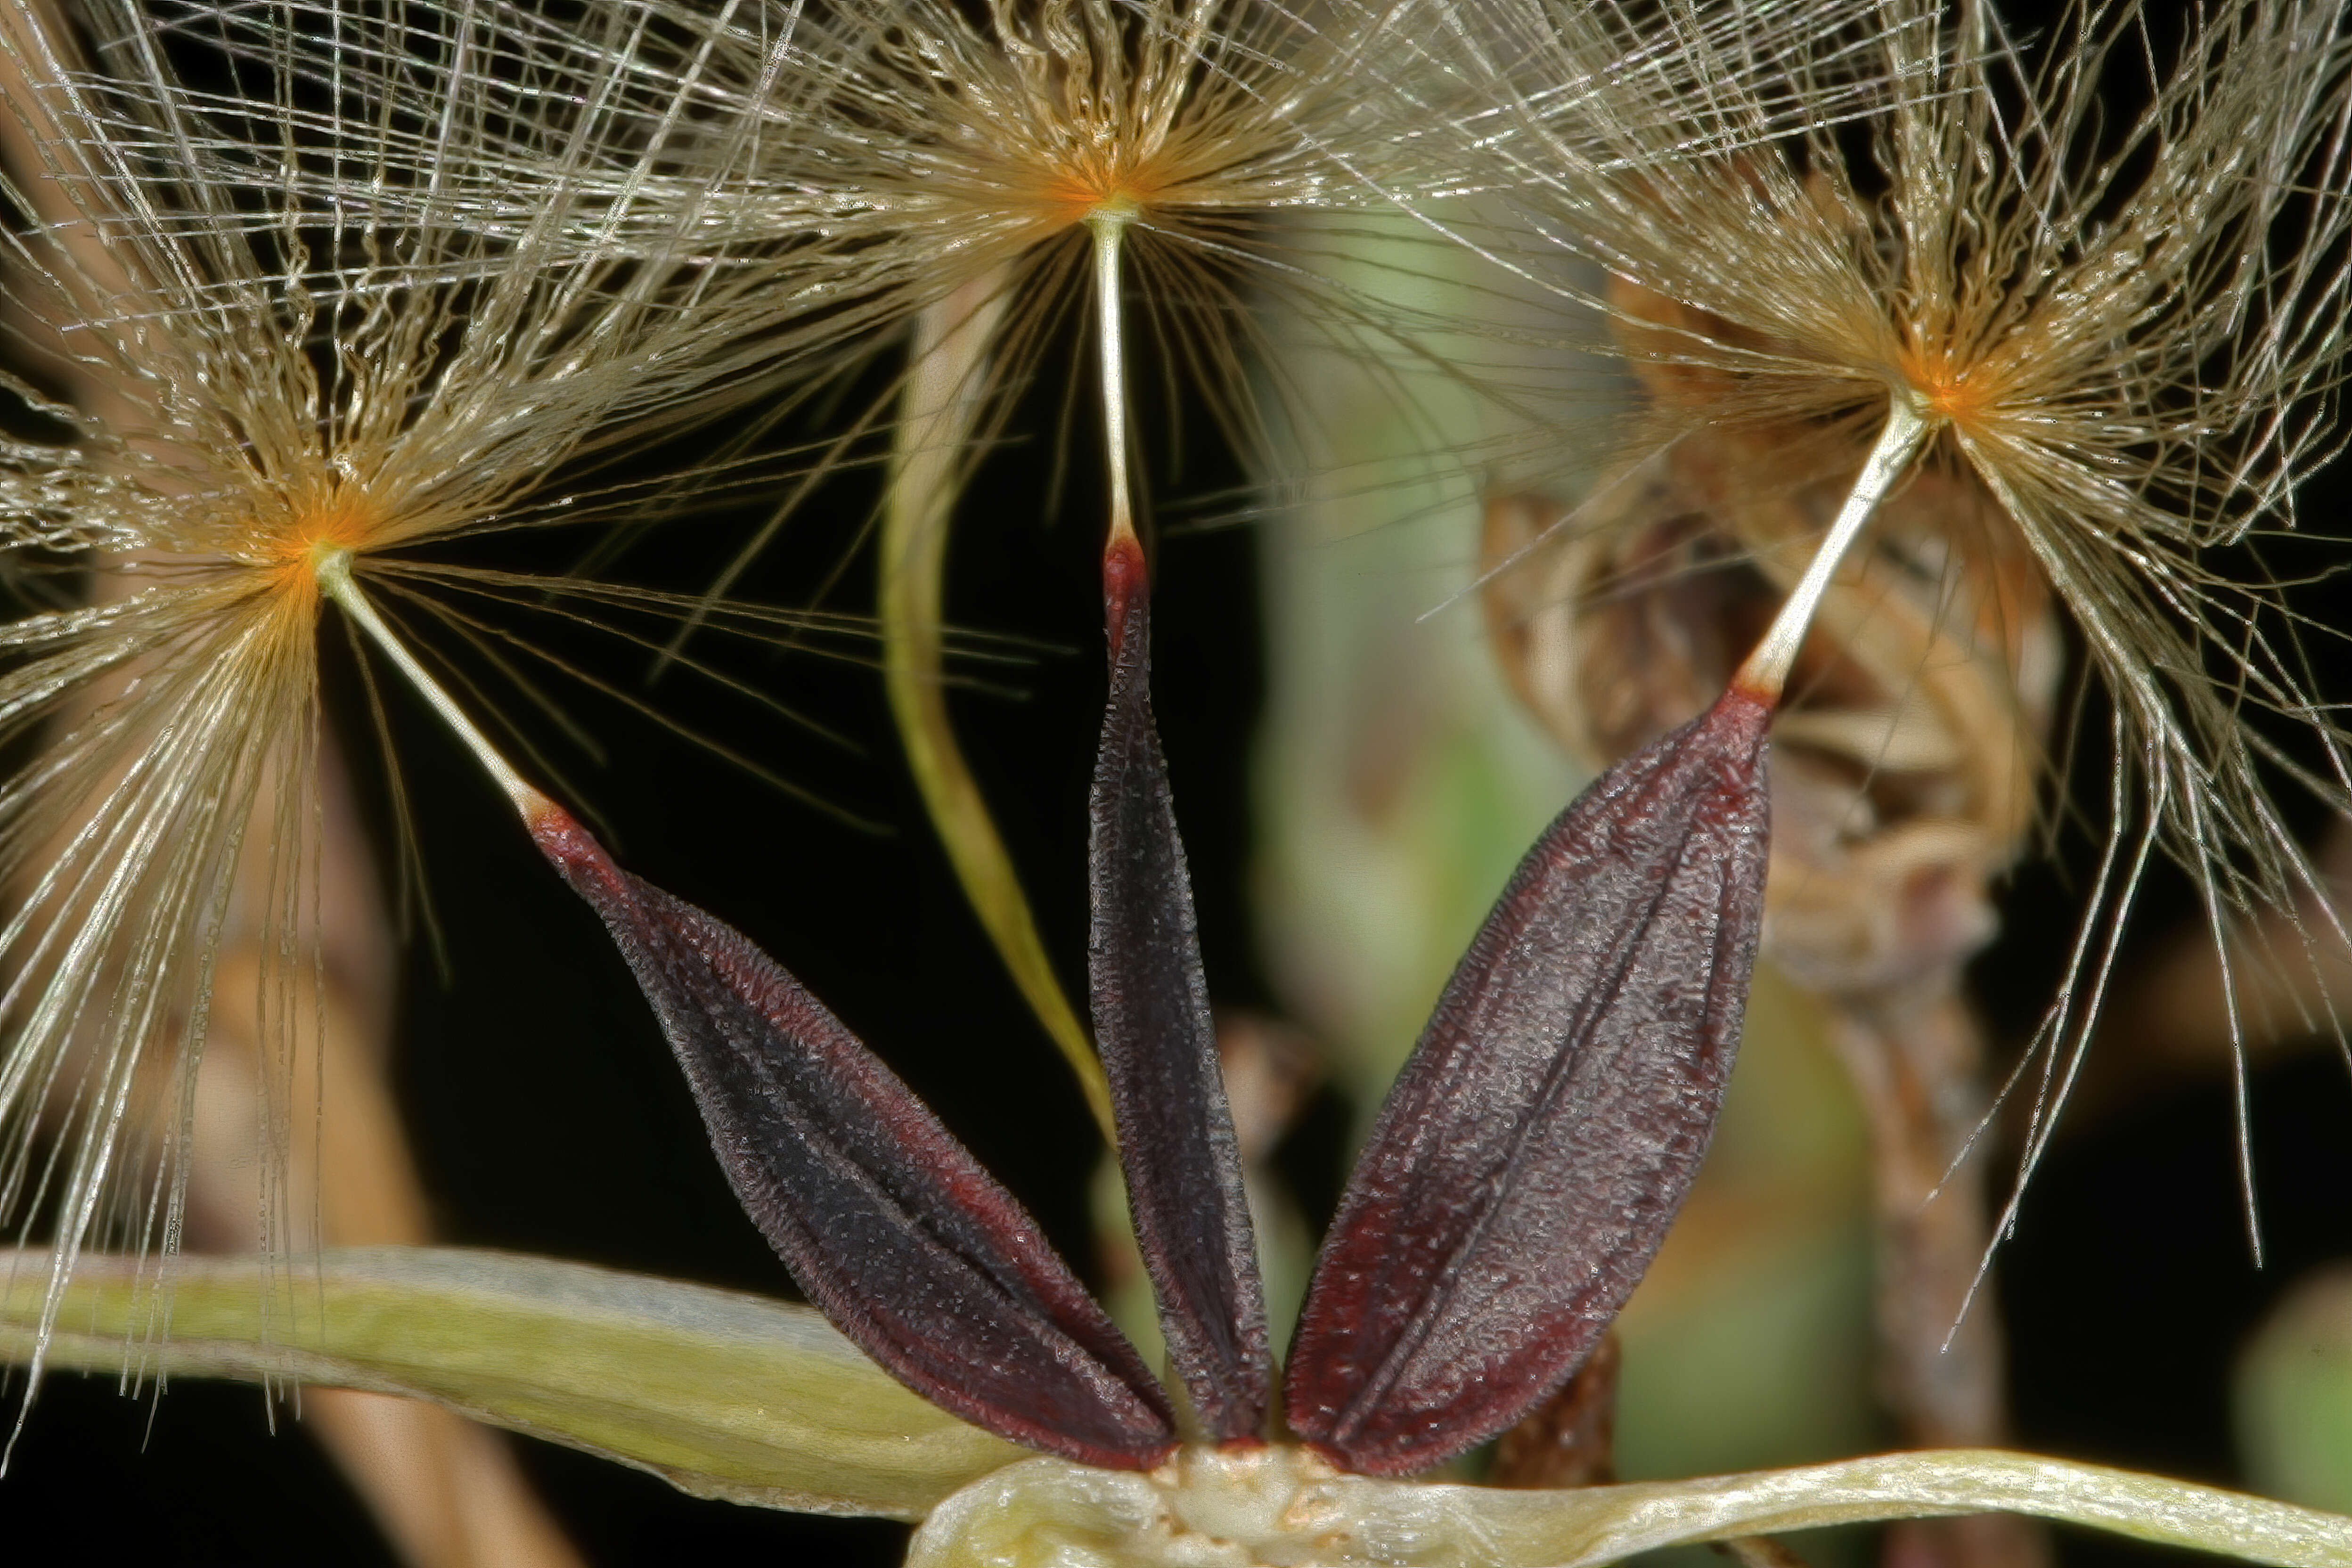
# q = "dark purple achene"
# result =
<box><xmin>532</xmin><ymin>806</ymin><xmax>1179</xmax><ymax>1470</ymax></box>
<box><xmin>530</xmin><ymin>548</ymin><xmax>1777</xmax><ymax>1479</ymax></box>
<box><xmin>1282</xmin><ymin>687</ymin><xmax>1773</xmax><ymax>1476</ymax></box>
<box><xmin>1088</xmin><ymin>537</ymin><xmax>1272</xmax><ymax>1446</ymax></box>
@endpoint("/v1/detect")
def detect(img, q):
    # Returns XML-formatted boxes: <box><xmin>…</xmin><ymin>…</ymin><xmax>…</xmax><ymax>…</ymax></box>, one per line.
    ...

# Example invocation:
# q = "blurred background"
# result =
<box><xmin>12</xmin><ymin>5</ymin><xmax>2352</xmax><ymax>1559</ymax></box>
<box><xmin>12</xmin><ymin>298</ymin><xmax>2349</xmax><ymax>1566</ymax></box>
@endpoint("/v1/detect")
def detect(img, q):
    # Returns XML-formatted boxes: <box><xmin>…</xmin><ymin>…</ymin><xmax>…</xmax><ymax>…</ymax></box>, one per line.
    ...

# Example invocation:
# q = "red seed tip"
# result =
<box><xmin>517</xmin><ymin>784</ymin><xmax>568</xmax><ymax>834</ymax></box>
<box><xmin>1715</xmin><ymin>680</ymin><xmax>1775</xmax><ymax>728</ymax></box>
<box><xmin>1727</xmin><ymin>663</ymin><xmax>1786</xmax><ymax>710</ymax></box>
<box><xmin>1281</xmin><ymin>676</ymin><xmax>1773</xmax><ymax>1474</ymax></box>
<box><xmin>525</xmin><ymin>795</ymin><xmax>624</xmax><ymax>892</ymax></box>
<box><xmin>1103</xmin><ymin>531</ymin><xmax>1149</xmax><ymax>658</ymax></box>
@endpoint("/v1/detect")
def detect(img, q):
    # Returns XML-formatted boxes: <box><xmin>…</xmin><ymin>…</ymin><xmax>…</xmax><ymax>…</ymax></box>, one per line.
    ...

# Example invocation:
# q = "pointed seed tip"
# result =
<box><xmin>520</xmin><ymin>788</ymin><xmax>568</xmax><ymax>833</ymax></box>
<box><xmin>1103</xmin><ymin>530</ymin><xmax>1147</xmax><ymax>591</ymax></box>
<box><xmin>1103</xmin><ymin>532</ymin><xmax>1149</xmax><ymax>654</ymax></box>
<box><xmin>1717</xmin><ymin>679</ymin><xmax>1777</xmax><ymax>726</ymax></box>
<box><xmin>525</xmin><ymin>796</ymin><xmax>610</xmax><ymax>887</ymax></box>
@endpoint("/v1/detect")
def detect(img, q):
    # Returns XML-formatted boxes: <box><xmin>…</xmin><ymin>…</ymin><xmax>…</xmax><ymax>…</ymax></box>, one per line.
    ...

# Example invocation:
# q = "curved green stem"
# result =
<box><xmin>1385</xmin><ymin>1448</ymin><xmax>2352</xmax><ymax>1568</ymax></box>
<box><xmin>882</xmin><ymin>276</ymin><xmax>1116</xmax><ymax>1143</ymax></box>
<box><xmin>910</xmin><ymin>1448</ymin><xmax>2352</xmax><ymax>1568</ymax></box>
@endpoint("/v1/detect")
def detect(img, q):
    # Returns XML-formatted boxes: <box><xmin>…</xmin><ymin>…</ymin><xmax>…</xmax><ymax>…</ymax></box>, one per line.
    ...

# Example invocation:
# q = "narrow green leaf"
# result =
<box><xmin>0</xmin><ymin>1249</ymin><xmax>1024</xmax><ymax>1520</ymax></box>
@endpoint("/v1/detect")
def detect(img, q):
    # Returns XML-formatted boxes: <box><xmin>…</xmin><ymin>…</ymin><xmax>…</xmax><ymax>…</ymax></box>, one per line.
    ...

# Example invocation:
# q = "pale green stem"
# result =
<box><xmin>881</xmin><ymin>274</ymin><xmax>1117</xmax><ymax>1143</ymax></box>
<box><xmin>908</xmin><ymin>1448</ymin><xmax>2352</xmax><ymax>1568</ymax></box>
<box><xmin>1341</xmin><ymin>1449</ymin><xmax>2352</xmax><ymax>1568</ymax></box>
<box><xmin>315</xmin><ymin>549</ymin><xmax>552</xmax><ymax>823</ymax></box>
<box><xmin>1736</xmin><ymin>394</ymin><xmax>1936</xmax><ymax>700</ymax></box>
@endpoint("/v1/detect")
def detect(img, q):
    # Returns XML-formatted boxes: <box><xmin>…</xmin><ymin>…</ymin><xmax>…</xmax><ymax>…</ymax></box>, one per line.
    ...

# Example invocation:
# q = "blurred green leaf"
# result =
<box><xmin>0</xmin><ymin>1248</ymin><xmax>1023</xmax><ymax>1519</ymax></box>
<box><xmin>2240</xmin><ymin>1265</ymin><xmax>2352</xmax><ymax>1515</ymax></box>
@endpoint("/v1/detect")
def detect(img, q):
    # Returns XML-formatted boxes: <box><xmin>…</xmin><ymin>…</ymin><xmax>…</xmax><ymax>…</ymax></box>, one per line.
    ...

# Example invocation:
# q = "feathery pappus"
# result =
<box><xmin>1465</xmin><ymin>0</ymin><xmax>2352</xmax><ymax>1225</ymax></box>
<box><xmin>0</xmin><ymin>0</ymin><xmax>862</xmax><ymax>1410</ymax></box>
<box><xmin>248</xmin><ymin>0</ymin><xmax>1906</xmax><ymax>1102</ymax></box>
<box><xmin>226</xmin><ymin>0</ymin><xmax>1548</xmax><ymax>1123</ymax></box>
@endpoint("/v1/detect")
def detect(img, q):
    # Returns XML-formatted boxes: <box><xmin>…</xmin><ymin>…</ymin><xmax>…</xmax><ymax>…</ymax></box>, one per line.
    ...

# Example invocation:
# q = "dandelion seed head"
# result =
<box><xmin>845</xmin><ymin>0</ymin><xmax>1361</xmax><ymax>261</ymax></box>
<box><xmin>1471</xmin><ymin>0</ymin><xmax>2352</xmax><ymax>1235</ymax></box>
<box><xmin>0</xmin><ymin>0</ymin><xmax>862</xmax><ymax>1422</ymax></box>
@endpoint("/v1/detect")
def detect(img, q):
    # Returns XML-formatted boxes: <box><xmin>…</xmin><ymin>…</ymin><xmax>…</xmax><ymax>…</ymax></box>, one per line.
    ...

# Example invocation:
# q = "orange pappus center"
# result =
<box><xmin>1896</xmin><ymin>340</ymin><xmax>2001</xmax><ymax>428</ymax></box>
<box><xmin>260</xmin><ymin>484</ymin><xmax>384</xmax><ymax>597</ymax></box>
<box><xmin>1038</xmin><ymin>147</ymin><xmax>1169</xmax><ymax>231</ymax></box>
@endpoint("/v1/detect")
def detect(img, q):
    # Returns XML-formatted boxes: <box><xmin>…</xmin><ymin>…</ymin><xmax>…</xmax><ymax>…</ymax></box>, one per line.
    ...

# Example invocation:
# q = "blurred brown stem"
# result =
<box><xmin>1490</xmin><ymin>1332</ymin><xmax>1620</xmax><ymax>1490</ymax></box>
<box><xmin>1829</xmin><ymin>991</ymin><xmax>2044</xmax><ymax>1568</ymax></box>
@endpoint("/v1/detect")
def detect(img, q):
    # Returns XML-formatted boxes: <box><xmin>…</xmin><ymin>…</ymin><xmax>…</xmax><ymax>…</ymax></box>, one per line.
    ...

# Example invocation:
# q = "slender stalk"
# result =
<box><xmin>1717</xmin><ymin>388</ymin><xmax>2041</xmax><ymax>1568</ymax></box>
<box><xmin>315</xmin><ymin>550</ymin><xmax>552</xmax><ymax>825</ymax></box>
<box><xmin>879</xmin><ymin>275</ymin><xmax>1118</xmax><ymax>1143</ymax></box>
<box><xmin>1088</xmin><ymin>211</ymin><xmax>1141</xmax><ymax>556</ymax></box>
<box><xmin>1736</xmin><ymin>396</ymin><xmax>1935</xmax><ymax>701</ymax></box>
